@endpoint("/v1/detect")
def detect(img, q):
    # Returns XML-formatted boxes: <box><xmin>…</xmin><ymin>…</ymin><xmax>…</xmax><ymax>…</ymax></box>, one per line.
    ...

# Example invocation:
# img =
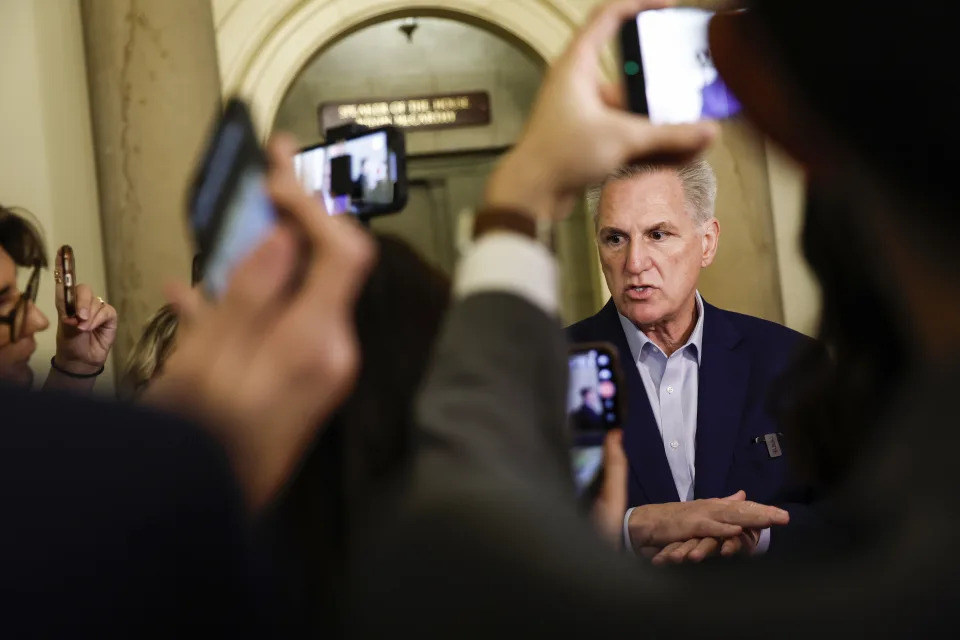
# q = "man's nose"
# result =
<box><xmin>21</xmin><ymin>301</ymin><xmax>50</xmax><ymax>337</ymax></box>
<box><xmin>625</xmin><ymin>239</ymin><xmax>652</xmax><ymax>274</ymax></box>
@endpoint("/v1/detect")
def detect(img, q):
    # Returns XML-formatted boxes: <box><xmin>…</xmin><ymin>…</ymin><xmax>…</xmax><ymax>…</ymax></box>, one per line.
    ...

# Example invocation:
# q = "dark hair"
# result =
<box><xmin>775</xmin><ymin>184</ymin><xmax>912</xmax><ymax>490</ymax></box>
<box><xmin>266</xmin><ymin>234</ymin><xmax>450</xmax><ymax>634</ymax></box>
<box><xmin>751</xmin><ymin>2</ymin><xmax>960</xmax><ymax>265</ymax></box>
<box><xmin>580</xmin><ymin>387</ymin><xmax>593</xmax><ymax>399</ymax></box>
<box><xmin>0</xmin><ymin>205</ymin><xmax>48</xmax><ymax>268</ymax></box>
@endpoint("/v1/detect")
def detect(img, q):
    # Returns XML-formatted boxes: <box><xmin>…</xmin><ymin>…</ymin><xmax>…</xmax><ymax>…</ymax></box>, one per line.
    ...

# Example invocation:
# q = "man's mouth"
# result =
<box><xmin>625</xmin><ymin>286</ymin><xmax>656</xmax><ymax>300</ymax></box>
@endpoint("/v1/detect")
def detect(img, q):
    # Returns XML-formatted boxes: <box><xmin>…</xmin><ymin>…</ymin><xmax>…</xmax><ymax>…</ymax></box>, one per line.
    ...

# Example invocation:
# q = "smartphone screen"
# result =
<box><xmin>294</xmin><ymin>128</ymin><xmax>404</xmax><ymax>218</ymax></box>
<box><xmin>201</xmin><ymin>166</ymin><xmax>276</xmax><ymax>297</ymax></box>
<box><xmin>188</xmin><ymin>99</ymin><xmax>277</xmax><ymax>299</ymax></box>
<box><xmin>621</xmin><ymin>8</ymin><xmax>742</xmax><ymax>124</ymax></box>
<box><xmin>568</xmin><ymin>344</ymin><xmax>623</xmax><ymax>497</ymax></box>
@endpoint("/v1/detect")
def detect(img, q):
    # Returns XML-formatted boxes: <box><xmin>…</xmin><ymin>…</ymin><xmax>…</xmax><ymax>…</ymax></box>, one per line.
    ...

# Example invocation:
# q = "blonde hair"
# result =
<box><xmin>121</xmin><ymin>304</ymin><xmax>179</xmax><ymax>399</ymax></box>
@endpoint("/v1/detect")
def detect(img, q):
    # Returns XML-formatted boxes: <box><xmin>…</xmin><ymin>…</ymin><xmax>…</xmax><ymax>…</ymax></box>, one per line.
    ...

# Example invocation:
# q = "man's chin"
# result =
<box><xmin>617</xmin><ymin>297</ymin><xmax>667</xmax><ymax>328</ymax></box>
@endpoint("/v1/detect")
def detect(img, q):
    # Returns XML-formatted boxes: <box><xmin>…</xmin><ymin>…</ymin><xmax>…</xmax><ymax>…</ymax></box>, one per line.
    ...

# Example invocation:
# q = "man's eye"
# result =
<box><xmin>650</xmin><ymin>230</ymin><xmax>667</xmax><ymax>241</ymax></box>
<box><xmin>605</xmin><ymin>234</ymin><xmax>625</xmax><ymax>246</ymax></box>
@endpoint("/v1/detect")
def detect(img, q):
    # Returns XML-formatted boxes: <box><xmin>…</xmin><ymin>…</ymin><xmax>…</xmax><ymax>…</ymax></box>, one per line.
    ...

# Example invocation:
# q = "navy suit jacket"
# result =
<box><xmin>567</xmin><ymin>299</ymin><xmax>821</xmax><ymax>551</ymax></box>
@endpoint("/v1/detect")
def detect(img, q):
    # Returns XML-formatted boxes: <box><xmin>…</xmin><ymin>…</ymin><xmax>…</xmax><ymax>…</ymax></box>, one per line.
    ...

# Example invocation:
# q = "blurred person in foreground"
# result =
<box><xmin>0</xmin><ymin>137</ymin><xmax>375</xmax><ymax>636</ymax></box>
<box><xmin>353</xmin><ymin>0</ymin><xmax>960</xmax><ymax>635</ymax></box>
<box><xmin>0</xmin><ymin>205</ymin><xmax>116</xmax><ymax>391</ymax></box>
<box><xmin>569</xmin><ymin>158</ymin><xmax>817</xmax><ymax>561</ymax></box>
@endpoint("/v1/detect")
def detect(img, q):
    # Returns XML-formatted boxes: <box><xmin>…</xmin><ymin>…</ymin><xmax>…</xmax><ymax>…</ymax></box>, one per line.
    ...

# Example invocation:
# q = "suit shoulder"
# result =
<box><xmin>566</xmin><ymin>308</ymin><xmax>608</xmax><ymax>342</ymax></box>
<box><xmin>716</xmin><ymin>307</ymin><xmax>813</xmax><ymax>352</ymax></box>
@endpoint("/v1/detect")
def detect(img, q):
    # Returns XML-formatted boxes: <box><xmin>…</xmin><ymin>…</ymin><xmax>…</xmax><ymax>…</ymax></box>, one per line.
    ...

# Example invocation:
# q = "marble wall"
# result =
<box><xmin>80</xmin><ymin>0</ymin><xmax>222</xmax><ymax>369</ymax></box>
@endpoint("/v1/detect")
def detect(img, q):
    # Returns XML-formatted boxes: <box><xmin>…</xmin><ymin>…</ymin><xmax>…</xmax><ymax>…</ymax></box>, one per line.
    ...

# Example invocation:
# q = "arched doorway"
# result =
<box><xmin>271</xmin><ymin>15</ymin><xmax>598</xmax><ymax>322</ymax></box>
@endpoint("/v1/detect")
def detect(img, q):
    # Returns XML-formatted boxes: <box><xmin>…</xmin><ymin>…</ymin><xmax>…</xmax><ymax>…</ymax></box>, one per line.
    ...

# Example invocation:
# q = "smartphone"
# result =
<box><xmin>187</xmin><ymin>98</ymin><xmax>278</xmax><ymax>298</ymax></box>
<box><xmin>60</xmin><ymin>245</ymin><xmax>77</xmax><ymax>318</ymax></box>
<box><xmin>568</xmin><ymin>342</ymin><xmax>625</xmax><ymax>501</ymax></box>
<box><xmin>620</xmin><ymin>7</ymin><xmax>743</xmax><ymax>124</ymax></box>
<box><xmin>293</xmin><ymin>126</ymin><xmax>407</xmax><ymax>219</ymax></box>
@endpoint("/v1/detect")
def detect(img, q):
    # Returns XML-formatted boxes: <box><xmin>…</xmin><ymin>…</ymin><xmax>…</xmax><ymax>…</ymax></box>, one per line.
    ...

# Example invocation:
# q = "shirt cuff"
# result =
<box><xmin>622</xmin><ymin>507</ymin><xmax>636</xmax><ymax>555</ymax></box>
<box><xmin>453</xmin><ymin>232</ymin><xmax>558</xmax><ymax>316</ymax></box>
<box><xmin>752</xmin><ymin>527</ymin><xmax>771</xmax><ymax>555</ymax></box>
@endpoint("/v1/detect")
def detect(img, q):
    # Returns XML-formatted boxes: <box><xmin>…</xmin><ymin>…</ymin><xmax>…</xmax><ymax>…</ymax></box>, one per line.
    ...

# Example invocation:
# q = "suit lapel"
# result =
<box><xmin>598</xmin><ymin>301</ymin><xmax>680</xmax><ymax>505</ymax></box>
<box><xmin>694</xmin><ymin>303</ymin><xmax>749</xmax><ymax>499</ymax></box>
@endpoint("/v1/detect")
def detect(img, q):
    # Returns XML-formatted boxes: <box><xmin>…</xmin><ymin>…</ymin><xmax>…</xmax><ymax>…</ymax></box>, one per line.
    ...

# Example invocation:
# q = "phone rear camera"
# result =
<box><xmin>598</xmin><ymin>369</ymin><xmax>612</xmax><ymax>380</ymax></box>
<box><xmin>597</xmin><ymin>354</ymin><xmax>610</xmax><ymax>366</ymax></box>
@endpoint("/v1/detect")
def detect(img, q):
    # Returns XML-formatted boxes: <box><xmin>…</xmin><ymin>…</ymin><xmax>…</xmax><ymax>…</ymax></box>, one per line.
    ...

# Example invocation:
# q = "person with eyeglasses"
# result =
<box><xmin>0</xmin><ymin>205</ymin><xmax>116</xmax><ymax>390</ymax></box>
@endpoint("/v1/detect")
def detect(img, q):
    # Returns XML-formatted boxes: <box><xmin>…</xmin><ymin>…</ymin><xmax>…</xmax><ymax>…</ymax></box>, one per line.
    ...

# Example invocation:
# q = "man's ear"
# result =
<box><xmin>701</xmin><ymin>218</ymin><xmax>720</xmax><ymax>268</ymax></box>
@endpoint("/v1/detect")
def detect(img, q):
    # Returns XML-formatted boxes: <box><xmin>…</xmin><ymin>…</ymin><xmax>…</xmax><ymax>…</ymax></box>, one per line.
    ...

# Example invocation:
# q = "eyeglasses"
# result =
<box><xmin>0</xmin><ymin>264</ymin><xmax>41</xmax><ymax>343</ymax></box>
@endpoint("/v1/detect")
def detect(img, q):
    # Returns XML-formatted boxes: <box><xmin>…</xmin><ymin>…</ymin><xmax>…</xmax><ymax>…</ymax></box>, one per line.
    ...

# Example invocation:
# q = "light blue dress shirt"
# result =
<box><xmin>619</xmin><ymin>292</ymin><xmax>770</xmax><ymax>554</ymax></box>
<box><xmin>618</xmin><ymin>293</ymin><xmax>705</xmax><ymax>502</ymax></box>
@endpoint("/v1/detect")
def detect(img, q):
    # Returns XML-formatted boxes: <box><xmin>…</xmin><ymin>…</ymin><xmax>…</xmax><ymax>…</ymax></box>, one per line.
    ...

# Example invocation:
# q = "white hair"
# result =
<box><xmin>586</xmin><ymin>158</ymin><xmax>718</xmax><ymax>226</ymax></box>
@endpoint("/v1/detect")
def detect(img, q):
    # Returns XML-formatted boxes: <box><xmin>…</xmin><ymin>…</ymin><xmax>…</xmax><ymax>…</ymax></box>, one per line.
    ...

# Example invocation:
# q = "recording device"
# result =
<box><xmin>293</xmin><ymin>126</ymin><xmax>407</xmax><ymax>219</ymax></box>
<box><xmin>620</xmin><ymin>7</ymin><xmax>743</xmax><ymax>124</ymax></box>
<box><xmin>60</xmin><ymin>245</ymin><xmax>76</xmax><ymax>318</ymax></box>
<box><xmin>568</xmin><ymin>342</ymin><xmax>624</xmax><ymax>501</ymax></box>
<box><xmin>187</xmin><ymin>98</ymin><xmax>278</xmax><ymax>299</ymax></box>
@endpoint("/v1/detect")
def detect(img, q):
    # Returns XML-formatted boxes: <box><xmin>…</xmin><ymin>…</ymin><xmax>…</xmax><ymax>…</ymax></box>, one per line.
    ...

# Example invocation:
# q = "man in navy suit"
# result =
<box><xmin>568</xmin><ymin>159</ymin><xmax>816</xmax><ymax>562</ymax></box>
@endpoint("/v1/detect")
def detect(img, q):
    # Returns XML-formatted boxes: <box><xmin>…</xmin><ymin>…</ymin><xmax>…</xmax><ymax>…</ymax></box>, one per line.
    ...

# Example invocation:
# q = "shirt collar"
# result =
<box><xmin>618</xmin><ymin>292</ymin><xmax>705</xmax><ymax>366</ymax></box>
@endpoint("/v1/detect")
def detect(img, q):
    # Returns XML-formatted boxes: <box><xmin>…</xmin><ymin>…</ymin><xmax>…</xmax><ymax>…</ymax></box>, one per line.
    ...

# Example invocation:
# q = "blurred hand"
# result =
<box><xmin>649</xmin><ymin>527</ymin><xmax>762</xmax><ymax>566</ymax></box>
<box><xmin>145</xmin><ymin>134</ymin><xmax>375</xmax><ymax>511</ymax></box>
<box><xmin>627</xmin><ymin>490</ymin><xmax>787</xmax><ymax>555</ymax></box>
<box><xmin>53</xmin><ymin>247</ymin><xmax>117</xmax><ymax>375</ymax></box>
<box><xmin>592</xmin><ymin>429</ymin><xmax>628</xmax><ymax>549</ymax></box>
<box><xmin>485</xmin><ymin>0</ymin><xmax>718</xmax><ymax>221</ymax></box>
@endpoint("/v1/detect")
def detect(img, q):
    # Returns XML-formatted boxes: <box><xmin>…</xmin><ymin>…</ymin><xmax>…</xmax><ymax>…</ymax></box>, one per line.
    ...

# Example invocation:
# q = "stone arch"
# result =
<box><xmin>213</xmin><ymin>0</ymin><xmax>603</xmax><ymax>133</ymax></box>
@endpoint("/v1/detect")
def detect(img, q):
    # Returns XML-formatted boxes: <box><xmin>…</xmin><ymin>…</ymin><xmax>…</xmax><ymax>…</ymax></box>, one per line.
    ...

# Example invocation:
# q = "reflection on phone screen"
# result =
<box><xmin>568</xmin><ymin>349</ymin><xmax>619</xmax><ymax>495</ymax></box>
<box><xmin>202</xmin><ymin>167</ymin><xmax>276</xmax><ymax>297</ymax></box>
<box><xmin>636</xmin><ymin>8</ymin><xmax>742</xmax><ymax>124</ymax></box>
<box><xmin>293</xmin><ymin>131</ymin><xmax>396</xmax><ymax>216</ymax></box>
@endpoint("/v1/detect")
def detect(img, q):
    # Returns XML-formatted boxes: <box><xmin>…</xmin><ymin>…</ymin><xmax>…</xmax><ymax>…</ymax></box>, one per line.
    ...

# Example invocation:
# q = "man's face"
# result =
<box><xmin>596</xmin><ymin>170</ymin><xmax>719</xmax><ymax>329</ymax></box>
<box><xmin>0</xmin><ymin>248</ymin><xmax>50</xmax><ymax>386</ymax></box>
<box><xmin>584</xmin><ymin>389</ymin><xmax>599</xmax><ymax>411</ymax></box>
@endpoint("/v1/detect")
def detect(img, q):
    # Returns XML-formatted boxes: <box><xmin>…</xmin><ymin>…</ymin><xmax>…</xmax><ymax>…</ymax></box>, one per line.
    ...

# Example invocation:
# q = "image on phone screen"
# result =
<box><xmin>201</xmin><ymin>166</ymin><xmax>276</xmax><ymax>297</ymax></box>
<box><xmin>294</xmin><ymin>130</ymin><xmax>397</xmax><ymax>216</ymax></box>
<box><xmin>568</xmin><ymin>348</ymin><xmax>620</xmax><ymax>495</ymax></box>
<box><xmin>628</xmin><ymin>8</ymin><xmax>742</xmax><ymax>124</ymax></box>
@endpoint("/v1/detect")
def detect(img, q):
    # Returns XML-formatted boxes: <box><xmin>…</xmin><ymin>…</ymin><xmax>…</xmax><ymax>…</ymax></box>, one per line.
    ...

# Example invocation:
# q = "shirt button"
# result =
<box><xmin>666</xmin><ymin>386</ymin><xmax>674</xmax><ymax>394</ymax></box>
<box><xmin>670</xmin><ymin>440</ymin><xmax>679</xmax><ymax>449</ymax></box>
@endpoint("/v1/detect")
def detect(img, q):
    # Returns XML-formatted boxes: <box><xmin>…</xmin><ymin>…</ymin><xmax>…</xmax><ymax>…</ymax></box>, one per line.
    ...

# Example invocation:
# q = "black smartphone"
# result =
<box><xmin>619</xmin><ymin>7</ymin><xmax>743</xmax><ymax>124</ymax></box>
<box><xmin>187</xmin><ymin>98</ymin><xmax>278</xmax><ymax>298</ymax></box>
<box><xmin>568</xmin><ymin>342</ymin><xmax>625</xmax><ymax>501</ymax></box>
<box><xmin>60</xmin><ymin>245</ymin><xmax>76</xmax><ymax>318</ymax></box>
<box><xmin>293</xmin><ymin>126</ymin><xmax>407</xmax><ymax>219</ymax></box>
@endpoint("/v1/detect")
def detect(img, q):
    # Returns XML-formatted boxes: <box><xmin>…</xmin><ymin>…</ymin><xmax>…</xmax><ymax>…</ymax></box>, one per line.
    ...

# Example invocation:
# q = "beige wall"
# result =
<box><xmin>0</xmin><ymin>0</ymin><xmax>113</xmax><ymax>391</ymax></box>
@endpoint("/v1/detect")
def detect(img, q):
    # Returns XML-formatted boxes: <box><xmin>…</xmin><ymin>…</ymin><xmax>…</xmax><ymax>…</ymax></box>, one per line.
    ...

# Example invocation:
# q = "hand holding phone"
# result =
<box><xmin>59</xmin><ymin>245</ymin><xmax>77</xmax><ymax>318</ymax></box>
<box><xmin>568</xmin><ymin>342</ymin><xmax>625</xmax><ymax>501</ymax></box>
<box><xmin>187</xmin><ymin>98</ymin><xmax>279</xmax><ymax>299</ymax></box>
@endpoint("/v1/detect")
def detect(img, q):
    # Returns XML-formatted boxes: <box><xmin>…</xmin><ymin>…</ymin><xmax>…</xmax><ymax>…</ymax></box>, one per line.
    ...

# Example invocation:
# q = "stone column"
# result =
<box><xmin>80</xmin><ymin>0</ymin><xmax>221</xmax><ymax>370</ymax></box>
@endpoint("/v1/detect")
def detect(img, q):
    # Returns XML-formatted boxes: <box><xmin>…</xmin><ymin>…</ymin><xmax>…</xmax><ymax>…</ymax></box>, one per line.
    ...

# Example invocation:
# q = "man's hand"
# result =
<box><xmin>485</xmin><ymin>0</ymin><xmax>718</xmax><ymax>221</ymax></box>
<box><xmin>592</xmin><ymin>429</ymin><xmax>629</xmax><ymax>549</ymax></box>
<box><xmin>44</xmin><ymin>248</ymin><xmax>118</xmax><ymax>392</ymax></box>
<box><xmin>649</xmin><ymin>527</ymin><xmax>762</xmax><ymax>566</ymax></box>
<box><xmin>628</xmin><ymin>490</ymin><xmax>788</xmax><ymax>556</ymax></box>
<box><xmin>144</xmin><ymin>134</ymin><xmax>375</xmax><ymax>512</ymax></box>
